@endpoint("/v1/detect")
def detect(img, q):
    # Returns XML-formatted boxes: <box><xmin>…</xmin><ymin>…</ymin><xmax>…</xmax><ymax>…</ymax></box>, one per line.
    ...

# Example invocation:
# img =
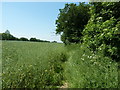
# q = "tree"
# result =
<box><xmin>5</xmin><ymin>30</ymin><xmax>10</xmax><ymax>34</ymax></box>
<box><xmin>30</xmin><ymin>38</ymin><xmax>38</xmax><ymax>41</ymax></box>
<box><xmin>55</xmin><ymin>2</ymin><xmax>90</xmax><ymax>44</ymax></box>
<box><xmin>20</xmin><ymin>37</ymin><xmax>29</xmax><ymax>41</ymax></box>
<box><xmin>52</xmin><ymin>41</ymin><xmax>57</xmax><ymax>43</ymax></box>
<box><xmin>1</xmin><ymin>30</ymin><xmax>18</xmax><ymax>40</ymax></box>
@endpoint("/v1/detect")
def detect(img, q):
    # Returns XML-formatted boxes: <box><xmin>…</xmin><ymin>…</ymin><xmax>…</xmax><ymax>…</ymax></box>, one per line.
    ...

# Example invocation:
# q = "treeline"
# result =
<box><xmin>56</xmin><ymin>2</ymin><xmax>120</xmax><ymax>61</ymax></box>
<box><xmin>0</xmin><ymin>30</ymin><xmax>56</xmax><ymax>43</ymax></box>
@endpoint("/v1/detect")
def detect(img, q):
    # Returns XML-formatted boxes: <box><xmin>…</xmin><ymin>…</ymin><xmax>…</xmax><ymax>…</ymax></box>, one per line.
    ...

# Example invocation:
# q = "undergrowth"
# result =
<box><xmin>64</xmin><ymin>44</ymin><xmax>118</xmax><ymax>88</ymax></box>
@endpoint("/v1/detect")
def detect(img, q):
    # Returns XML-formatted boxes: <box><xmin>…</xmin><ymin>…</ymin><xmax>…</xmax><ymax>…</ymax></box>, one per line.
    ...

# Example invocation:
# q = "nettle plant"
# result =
<box><xmin>83</xmin><ymin>16</ymin><xmax>120</xmax><ymax>61</ymax></box>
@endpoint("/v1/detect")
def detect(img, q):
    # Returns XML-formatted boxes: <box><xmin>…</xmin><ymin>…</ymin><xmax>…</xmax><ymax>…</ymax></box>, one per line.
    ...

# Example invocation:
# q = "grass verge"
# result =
<box><xmin>64</xmin><ymin>44</ymin><xmax>118</xmax><ymax>88</ymax></box>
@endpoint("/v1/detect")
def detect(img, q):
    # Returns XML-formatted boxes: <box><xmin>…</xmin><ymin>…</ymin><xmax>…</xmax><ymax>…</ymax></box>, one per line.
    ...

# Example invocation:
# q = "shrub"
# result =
<box><xmin>82</xmin><ymin>2</ymin><xmax>120</xmax><ymax>61</ymax></box>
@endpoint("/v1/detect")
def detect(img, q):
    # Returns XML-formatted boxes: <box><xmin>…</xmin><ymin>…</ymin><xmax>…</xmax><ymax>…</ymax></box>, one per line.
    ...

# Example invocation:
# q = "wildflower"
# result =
<box><xmin>89</xmin><ymin>56</ymin><xmax>92</xmax><ymax>59</ymax></box>
<box><xmin>81</xmin><ymin>58</ymin><xmax>84</xmax><ymax>61</ymax></box>
<box><xmin>87</xmin><ymin>56</ymin><xmax>92</xmax><ymax>59</ymax></box>
<box><xmin>82</xmin><ymin>54</ymin><xmax>85</xmax><ymax>56</ymax></box>
<box><xmin>93</xmin><ymin>62</ymin><xmax>98</xmax><ymax>65</ymax></box>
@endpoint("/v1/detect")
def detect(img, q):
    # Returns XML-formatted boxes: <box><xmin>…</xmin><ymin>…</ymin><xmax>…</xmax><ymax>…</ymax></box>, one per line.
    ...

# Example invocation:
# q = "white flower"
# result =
<box><xmin>81</xmin><ymin>58</ymin><xmax>84</xmax><ymax>61</ymax></box>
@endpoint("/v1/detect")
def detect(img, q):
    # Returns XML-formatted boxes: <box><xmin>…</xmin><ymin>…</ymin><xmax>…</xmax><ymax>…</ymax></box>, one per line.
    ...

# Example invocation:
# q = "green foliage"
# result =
<box><xmin>52</xmin><ymin>41</ymin><xmax>57</xmax><ymax>43</ymax></box>
<box><xmin>2</xmin><ymin>2</ymin><xmax>120</xmax><ymax>89</ymax></box>
<box><xmin>91</xmin><ymin>2</ymin><xmax>120</xmax><ymax>21</ymax></box>
<box><xmin>1</xmin><ymin>30</ymin><xmax>51</xmax><ymax>43</ymax></box>
<box><xmin>64</xmin><ymin>44</ymin><xmax>118</xmax><ymax>88</ymax></box>
<box><xmin>56</xmin><ymin>2</ymin><xmax>120</xmax><ymax>61</ymax></box>
<box><xmin>29</xmin><ymin>38</ymin><xmax>50</xmax><ymax>42</ymax></box>
<box><xmin>82</xmin><ymin>2</ymin><xmax>120</xmax><ymax>61</ymax></box>
<box><xmin>0</xmin><ymin>33</ymin><xmax>18</xmax><ymax>41</ymax></box>
<box><xmin>29</xmin><ymin>37</ymin><xmax>38</xmax><ymax>41</ymax></box>
<box><xmin>2</xmin><ymin>41</ymin><xmax>66</xmax><ymax>88</ymax></box>
<box><xmin>0</xmin><ymin>30</ymin><xmax>18</xmax><ymax>40</ymax></box>
<box><xmin>2</xmin><ymin>41</ymin><xmax>119</xmax><ymax>88</ymax></box>
<box><xmin>20</xmin><ymin>37</ymin><xmax>29</xmax><ymax>41</ymax></box>
<box><xmin>56</xmin><ymin>2</ymin><xmax>90</xmax><ymax>44</ymax></box>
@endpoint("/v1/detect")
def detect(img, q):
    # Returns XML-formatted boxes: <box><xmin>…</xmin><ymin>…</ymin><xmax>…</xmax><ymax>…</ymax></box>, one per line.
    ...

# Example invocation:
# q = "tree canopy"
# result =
<box><xmin>55</xmin><ymin>2</ymin><xmax>90</xmax><ymax>44</ymax></box>
<box><xmin>0</xmin><ymin>30</ymin><xmax>51</xmax><ymax>43</ymax></box>
<box><xmin>1</xmin><ymin>30</ymin><xmax>18</xmax><ymax>40</ymax></box>
<box><xmin>56</xmin><ymin>2</ymin><xmax>120</xmax><ymax>61</ymax></box>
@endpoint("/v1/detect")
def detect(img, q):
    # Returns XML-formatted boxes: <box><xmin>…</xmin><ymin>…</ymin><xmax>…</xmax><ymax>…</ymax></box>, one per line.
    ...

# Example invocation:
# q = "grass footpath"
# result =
<box><xmin>2</xmin><ymin>41</ymin><xmax>119</xmax><ymax>88</ymax></box>
<box><xmin>64</xmin><ymin>44</ymin><xmax>118</xmax><ymax>88</ymax></box>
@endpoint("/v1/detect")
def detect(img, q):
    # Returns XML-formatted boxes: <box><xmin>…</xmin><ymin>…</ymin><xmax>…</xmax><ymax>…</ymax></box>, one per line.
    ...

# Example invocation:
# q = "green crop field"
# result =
<box><xmin>2</xmin><ymin>41</ymin><xmax>119</xmax><ymax>88</ymax></box>
<box><xmin>2</xmin><ymin>41</ymin><xmax>67</xmax><ymax>88</ymax></box>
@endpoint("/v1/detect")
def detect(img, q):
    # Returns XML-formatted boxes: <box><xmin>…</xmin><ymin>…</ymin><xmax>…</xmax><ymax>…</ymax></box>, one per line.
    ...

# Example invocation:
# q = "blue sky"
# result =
<box><xmin>2</xmin><ymin>2</ymin><xmax>88</xmax><ymax>42</ymax></box>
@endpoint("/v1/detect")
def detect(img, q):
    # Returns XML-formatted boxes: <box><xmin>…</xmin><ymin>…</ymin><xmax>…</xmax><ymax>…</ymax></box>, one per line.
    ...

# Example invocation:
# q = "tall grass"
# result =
<box><xmin>64</xmin><ymin>44</ymin><xmax>118</xmax><ymax>88</ymax></box>
<box><xmin>2</xmin><ymin>41</ymin><xmax>119</xmax><ymax>88</ymax></box>
<box><xmin>2</xmin><ymin>41</ymin><xmax>66</xmax><ymax>88</ymax></box>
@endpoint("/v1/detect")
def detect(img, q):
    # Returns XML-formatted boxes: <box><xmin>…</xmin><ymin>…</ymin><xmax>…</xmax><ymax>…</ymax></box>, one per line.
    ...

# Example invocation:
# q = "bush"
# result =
<box><xmin>82</xmin><ymin>2</ymin><xmax>120</xmax><ymax>61</ymax></box>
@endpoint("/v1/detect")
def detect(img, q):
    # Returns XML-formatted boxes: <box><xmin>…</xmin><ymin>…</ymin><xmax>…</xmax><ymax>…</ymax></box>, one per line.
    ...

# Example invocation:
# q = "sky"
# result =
<box><xmin>1</xmin><ymin>1</ymin><xmax>88</xmax><ymax>42</ymax></box>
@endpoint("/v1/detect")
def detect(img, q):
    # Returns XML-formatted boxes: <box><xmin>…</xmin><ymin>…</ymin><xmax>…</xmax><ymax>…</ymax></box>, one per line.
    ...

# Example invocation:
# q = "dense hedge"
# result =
<box><xmin>82</xmin><ymin>2</ymin><xmax>120</xmax><ymax>61</ymax></box>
